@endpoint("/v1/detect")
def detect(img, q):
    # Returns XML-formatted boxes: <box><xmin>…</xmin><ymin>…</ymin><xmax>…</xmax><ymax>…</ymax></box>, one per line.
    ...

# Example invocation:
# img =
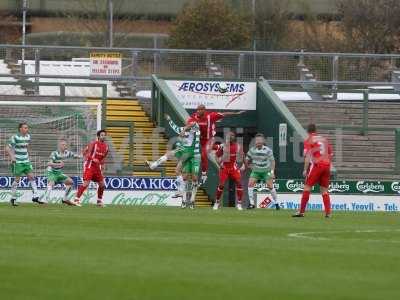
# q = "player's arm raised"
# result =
<box><xmin>220</xmin><ymin>111</ymin><xmax>245</xmax><ymax>117</ymax></box>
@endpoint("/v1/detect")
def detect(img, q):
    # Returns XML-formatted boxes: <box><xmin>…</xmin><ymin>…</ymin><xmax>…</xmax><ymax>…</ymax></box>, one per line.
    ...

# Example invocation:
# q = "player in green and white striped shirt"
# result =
<box><xmin>46</xmin><ymin>139</ymin><xmax>81</xmax><ymax>206</ymax></box>
<box><xmin>146</xmin><ymin>115</ymin><xmax>186</xmax><ymax>200</ymax></box>
<box><xmin>244</xmin><ymin>133</ymin><xmax>280</xmax><ymax>210</ymax></box>
<box><xmin>5</xmin><ymin>122</ymin><xmax>43</xmax><ymax>206</ymax></box>
<box><xmin>179</xmin><ymin>118</ymin><xmax>201</xmax><ymax>209</ymax></box>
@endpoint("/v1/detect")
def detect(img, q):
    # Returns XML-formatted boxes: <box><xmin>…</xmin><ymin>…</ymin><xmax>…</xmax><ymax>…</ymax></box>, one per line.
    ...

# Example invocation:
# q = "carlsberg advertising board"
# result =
<box><xmin>1</xmin><ymin>176</ymin><xmax>400</xmax><ymax>211</ymax></box>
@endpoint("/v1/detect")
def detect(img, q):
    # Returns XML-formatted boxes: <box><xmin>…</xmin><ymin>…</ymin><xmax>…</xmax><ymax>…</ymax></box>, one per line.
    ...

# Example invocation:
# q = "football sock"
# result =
<box><xmin>11</xmin><ymin>181</ymin><xmax>18</xmax><ymax>199</ymax></box>
<box><xmin>176</xmin><ymin>175</ymin><xmax>184</xmax><ymax>196</ymax></box>
<box><xmin>97</xmin><ymin>185</ymin><xmax>105</xmax><ymax>200</ymax></box>
<box><xmin>322</xmin><ymin>192</ymin><xmax>331</xmax><ymax>215</ymax></box>
<box><xmin>300</xmin><ymin>190</ymin><xmax>311</xmax><ymax>214</ymax></box>
<box><xmin>248</xmin><ymin>187</ymin><xmax>255</xmax><ymax>205</ymax></box>
<box><xmin>64</xmin><ymin>186</ymin><xmax>72</xmax><ymax>201</ymax></box>
<box><xmin>236</xmin><ymin>184</ymin><xmax>243</xmax><ymax>203</ymax></box>
<box><xmin>182</xmin><ymin>180</ymin><xmax>188</xmax><ymax>204</ymax></box>
<box><xmin>46</xmin><ymin>185</ymin><xmax>52</xmax><ymax>201</ymax></box>
<box><xmin>270</xmin><ymin>188</ymin><xmax>278</xmax><ymax>204</ymax></box>
<box><xmin>151</xmin><ymin>155</ymin><xmax>168</xmax><ymax>169</ymax></box>
<box><xmin>190</xmin><ymin>182</ymin><xmax>198</xmax><ymax>204</ymax></box>
<box><xmin>215</xmin><ymin>185</ymin><xmax>224</xmax><ymax>203</ymax></box>
<box><xmin>76</xmin><ymin>185</ymin><xmax>87</xmax><ymax>199</ymax></box>
<box><xmin>30</xmin><ymin>179</ymin><xmax>38</xmax><ymax>198</ymax></box>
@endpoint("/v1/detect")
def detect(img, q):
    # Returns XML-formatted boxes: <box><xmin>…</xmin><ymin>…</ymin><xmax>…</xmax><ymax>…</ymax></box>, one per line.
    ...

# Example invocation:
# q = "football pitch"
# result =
<box><xmin>0</xmin><ymin>204</ymin><xmax>399</xmax><ymax>300</ymax></box>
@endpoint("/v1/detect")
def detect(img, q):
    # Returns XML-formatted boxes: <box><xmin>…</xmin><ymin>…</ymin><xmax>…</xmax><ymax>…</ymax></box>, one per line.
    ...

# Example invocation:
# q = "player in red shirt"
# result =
<box><xmin>293</xmin><ymin>124</ymin><xmax>333</xmax><ymax>218</ymax></box>
<box><xmin>74</xmin><ymin>129</ymin><xmax>109</xmax><ymax>207</ymax></box>
<box><xmin>212</xmin><ymin>132</ymin><xmax>244</xmax><ymax>210</ymax></box>
<box><xmin>188</xmin><ymin>104</ymin><xmax>244</xmax><ymax>184</ymax></box>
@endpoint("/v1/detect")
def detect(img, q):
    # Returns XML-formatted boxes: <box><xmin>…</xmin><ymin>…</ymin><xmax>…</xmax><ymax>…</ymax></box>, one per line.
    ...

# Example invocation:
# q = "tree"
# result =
<box><xmin>253</xmin><ymin>0</ymin><xmax>291</xmax><ymax>51</ymax></box>
<box><xmin>168</xmin><ymin>0</ymin><xmax>252</xmax><ymax>50</ymax></box>
<box><xmin>337</xmin><ymin>0</ymin><xmax>400</xmax><ymax>53</ymax></box>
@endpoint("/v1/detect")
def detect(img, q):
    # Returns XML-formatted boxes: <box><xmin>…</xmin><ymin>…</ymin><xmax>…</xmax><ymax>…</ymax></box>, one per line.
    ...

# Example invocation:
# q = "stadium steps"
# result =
<box><xmin>94</xmin><ymin>98</ymin><xmax>211</xmax><ymax>207</ymax></box>
<box><xmin>285</xmin><ymin>101</ymin><xmax>400</xmax><ymax>180</ymax></box>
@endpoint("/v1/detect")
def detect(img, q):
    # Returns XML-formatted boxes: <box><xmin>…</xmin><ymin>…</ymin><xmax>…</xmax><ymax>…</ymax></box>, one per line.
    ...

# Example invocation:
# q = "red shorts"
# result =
<box><xmin>83</xmin><ymin>166</ymin><xmax>104</xmax><ymax>183</ymax></box>
<box><xmin>219</xmin><ymin>166</ymin><xmax>241</xmax><ymax>185</ymax></box>
<box><xmin>306</xmin><ymin>163</ymin><xmax>331</xmax><ymax>188</ymax></box>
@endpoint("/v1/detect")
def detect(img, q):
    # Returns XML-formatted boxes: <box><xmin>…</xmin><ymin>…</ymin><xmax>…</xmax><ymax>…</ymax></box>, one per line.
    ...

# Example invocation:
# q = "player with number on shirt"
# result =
<box><xmin>74</xmin><ymin>129</ymin><xmax>109</xmax><ymax>207</ymax></box>
<box><xmin>292</xmin><ymin>123</ymin><xmax>333</xmax><ymax>218</ymax></box>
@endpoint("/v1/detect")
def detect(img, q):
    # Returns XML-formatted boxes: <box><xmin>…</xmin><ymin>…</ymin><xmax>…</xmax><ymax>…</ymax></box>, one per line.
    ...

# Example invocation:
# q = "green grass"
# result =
<box><xmin>0</xmin><ymin>204</ymin><xmax>399</xmax><ymax>300</ymax></box>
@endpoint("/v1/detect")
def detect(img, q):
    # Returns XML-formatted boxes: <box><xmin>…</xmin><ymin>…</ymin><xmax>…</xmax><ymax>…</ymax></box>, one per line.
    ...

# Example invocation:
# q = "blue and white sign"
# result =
<box><xmin>165</xmin><ymin>80</ymin><xmax>257</xmax><ymax>110</ymax></box>
<box><xmin>0</xmin><ymin>176</ymin><xmax>177</xmax><ymax>191</ymax></box>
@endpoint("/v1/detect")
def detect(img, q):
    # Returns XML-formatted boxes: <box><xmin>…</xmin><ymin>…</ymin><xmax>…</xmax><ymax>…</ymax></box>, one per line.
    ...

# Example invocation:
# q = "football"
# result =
<box><xmin>218</xmin><ymin>82</ymin><xmax>229</xmax><ymax>93</ymax></box>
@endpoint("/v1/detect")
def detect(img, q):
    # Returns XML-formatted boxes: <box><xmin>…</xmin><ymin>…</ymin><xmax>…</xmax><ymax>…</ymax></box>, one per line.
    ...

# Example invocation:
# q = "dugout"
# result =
<box><xmin>151</xmin><ymin>75</ymin><xmax>306</xmax><ymax>206</ymax></box>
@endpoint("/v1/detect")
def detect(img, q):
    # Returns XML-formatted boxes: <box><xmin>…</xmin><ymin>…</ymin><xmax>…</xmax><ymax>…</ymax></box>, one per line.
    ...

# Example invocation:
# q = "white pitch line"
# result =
<box><xmin>287</xmin><ymin>229</ymin><xmax>400</xmax><ymax>243</ymax></box>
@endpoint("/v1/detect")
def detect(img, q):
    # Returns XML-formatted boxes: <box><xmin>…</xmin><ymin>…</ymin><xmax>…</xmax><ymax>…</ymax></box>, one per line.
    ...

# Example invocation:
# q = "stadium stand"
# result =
<box><xmin>286</xmin><ymin>101</ymin><xmax>400</xmax><ymax>180</ymax></box>
<box><xmin>21</xmin><ymin>60</ymin><xmax>121</xmax><ymax>98</ymax></box>
<box><xmin>0</xmin><ymin>60</ymin><xmax>25</xmax><ymax>95</ymax></box>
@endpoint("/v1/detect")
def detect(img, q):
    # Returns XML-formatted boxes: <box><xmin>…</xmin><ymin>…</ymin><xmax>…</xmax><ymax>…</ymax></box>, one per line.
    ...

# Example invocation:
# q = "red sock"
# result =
<box><xmin>322</xmin><ymin>192</ymin><xmax>331</xmax><ymax>215</ymax></box>
<box><xmin>236</xmin><ymin>184</ymin><xmax>243</xmax><ymax>203</ymax></box>
<box><xmin>76</xmin><ymin>185</ymin><xmax>87</xmax><ymax>199</ymax></box>
<box><xmin>300</xmin><ymin>190</ymin><xmax>311</xmax><ymax>214</ymax></box>
<box><xmin>97</xmin><ymin>185</ymin><xmax>105</xmax><ymax>200</ymax></box>
<box><xmin>215</xmin><ymin>185</ymin><xmax>224</xmax><ymax>202</ymax></box>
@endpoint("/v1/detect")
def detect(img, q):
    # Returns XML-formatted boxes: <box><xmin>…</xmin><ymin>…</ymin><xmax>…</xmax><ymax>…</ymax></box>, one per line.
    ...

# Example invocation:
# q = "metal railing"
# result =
<box><xmin>1</xmin><ymin>44</ymin><xmax>400</xmax><ymax>92</ymax></box>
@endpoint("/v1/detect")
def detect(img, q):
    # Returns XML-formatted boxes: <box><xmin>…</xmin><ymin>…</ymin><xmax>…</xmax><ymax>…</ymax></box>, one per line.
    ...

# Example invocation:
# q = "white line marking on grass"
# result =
<box><xmin>287</xmin><ymin>229</ymin><xmax>400</xmax><ymax>243</ymax></box>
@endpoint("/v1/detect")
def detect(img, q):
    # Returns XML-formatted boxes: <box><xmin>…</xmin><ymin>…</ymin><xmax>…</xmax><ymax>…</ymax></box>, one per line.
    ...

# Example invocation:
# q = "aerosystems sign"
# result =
<box><xmin>165</xmin><ymin>80</ymin><xmax>257</xmax><ymax>110</ymax></box>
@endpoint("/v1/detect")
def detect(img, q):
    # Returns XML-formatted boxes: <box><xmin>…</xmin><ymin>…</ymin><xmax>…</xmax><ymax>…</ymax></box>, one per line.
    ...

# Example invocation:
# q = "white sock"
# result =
<box><xmin>176</xmin><ymin>176</ymin><xmax>184</xmax><ymax>196</ymax></box>
<box><xmin>46</xmin><ymin>185</ymin><xmax>52</xmax><ymax>201</ymax></box>
<box><xmin>190</xmin><ymin>182</ymin><xmax>198</xmax><ymax>204</ymax></box>
<box><xmin>30</xmin><ymin>180</ymin><xmax>38</xmax><ymax>198</ymax></box>
<box><xmin>182</xmin><ymin>181</ymin><xmax>188</xmax><ymax>204</ymax></box>
<box><xmin>11</xmin><ymin>181</ymin><xmax>18</xmax><ymax>199</ymax></box>
<box><xmin>248</xmin><ymin>187</ymin><xmax>255</xmax><ymax>205</ymax></box>
<box><xmin>271</xmin><ymin>188</ymin><xmax>278</xmax><ymax>204</ymax></box>
<box><xmin>64</xmin><ymin>186</ymin><xmax>72</xmax><ymax>201</ymax></box>
<box><xmin>151</xmin><ymin>155</ymin><xmax>168</xmax><ymax>169</ymax></box>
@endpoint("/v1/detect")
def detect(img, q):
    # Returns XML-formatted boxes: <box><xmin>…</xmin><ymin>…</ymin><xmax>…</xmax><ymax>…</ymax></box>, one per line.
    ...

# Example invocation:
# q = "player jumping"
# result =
<box><xmin>212</xmin><ymin>132</ymin><xmax>245</xmax><ymax>210</ymax></box>
<box><xmin>146</xmin><ymin>115</ymin><xmax>186</xmax><ymax>200</ymax></box>
<box><xmin>46</xmin><ymin>138</ymin><xmax>81</xmax><ymax>206</ymax></box>
<box><xmin>6</xmin><ymin>122</ymin><xmax>44</xmax><ymax>206</ymax></box>
<box><xmin>160</xmin><ymin>116</ymin><xmax>201</xmax><ymax>209</ymax></box>
<box><xmin>292</xmin><ymin>124</ymin><xmax>333</xmax><ymax>218</ymax></box>
<box><xmin>244</xmin><ymin>133</ymin><xmax>280</xmax><ymax>210</ymax></box>
<box><xmin>74</xmin><ymin>129</ymin><xmax>109</xmax><ymax>207</ymax></box>
<box><xmin>188</xmin><ymin>104</ymin><xmax>244</xmax><ymax>184</ymax></box>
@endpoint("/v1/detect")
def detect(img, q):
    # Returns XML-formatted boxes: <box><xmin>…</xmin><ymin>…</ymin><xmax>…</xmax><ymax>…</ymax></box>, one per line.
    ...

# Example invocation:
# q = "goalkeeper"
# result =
<box><xmin>46</xmin><ymin>138</ymin><xmax>81</xmax><ymax>206</ymax></box>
